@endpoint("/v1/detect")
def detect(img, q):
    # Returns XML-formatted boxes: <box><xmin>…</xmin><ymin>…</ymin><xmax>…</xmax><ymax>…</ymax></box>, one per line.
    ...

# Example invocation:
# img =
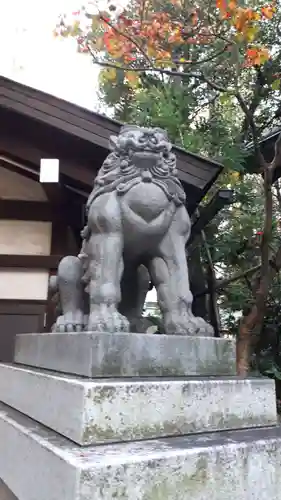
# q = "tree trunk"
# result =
<box><xmin>236</xmin><ymin>305</ymin><xmax>264</xmax><ymax>375</ymax></box>
<box><xmin>200</xmin><ymin>224</ymin><xmax>222</xmax><ymax>334</ymax></box>
<box><xmin>236</xmin><ymin>153</ymin><xmax>275</xmax><ymax>375</ymax></box>
<box><xmin>189</xmin><ymin>245</ymin><xmax>208</xmax><ymax>319</ymax></box>
<box><xmin>207</xmin><ymin>265</ymin><xmax>221</xmax><ymax>336</ymax></box>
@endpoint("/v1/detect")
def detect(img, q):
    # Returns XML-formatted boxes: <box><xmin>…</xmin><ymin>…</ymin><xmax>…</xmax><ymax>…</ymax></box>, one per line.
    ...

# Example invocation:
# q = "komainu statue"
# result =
<box><xmin>50</xmin><ymin>125</ymin><xmax>213</xmax><ymax>336</ymax></box>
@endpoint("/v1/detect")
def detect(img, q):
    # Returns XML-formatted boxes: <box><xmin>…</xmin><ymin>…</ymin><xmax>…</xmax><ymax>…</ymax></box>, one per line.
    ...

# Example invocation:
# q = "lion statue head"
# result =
<box><xmin>86</xmin><ymin>125</ymin><xmax>186</xmax><ymax>211</ymax></box>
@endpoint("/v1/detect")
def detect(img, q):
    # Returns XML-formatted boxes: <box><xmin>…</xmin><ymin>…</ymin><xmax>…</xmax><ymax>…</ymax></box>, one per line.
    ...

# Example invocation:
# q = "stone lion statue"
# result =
<box><xmin>50</xmin><ymin>125</ymin><xmax>213</xmax><ymax>336</ymax></box>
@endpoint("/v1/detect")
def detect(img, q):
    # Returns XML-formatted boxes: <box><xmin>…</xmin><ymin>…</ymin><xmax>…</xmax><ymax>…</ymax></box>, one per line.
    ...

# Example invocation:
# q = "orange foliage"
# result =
<box><xmin>246</xmin><ymin>47</ymin><xmax>270</xmax><ymax>66</ymax></box>
<box><xmin>56</xmin><ymin>0</ymin><xmax>276</xmax><ymax>87</ymax></box>
<box><xmin>261</xmin><ymin>4</ymin><xmax>276</xmax><ymax>19</ymax></box>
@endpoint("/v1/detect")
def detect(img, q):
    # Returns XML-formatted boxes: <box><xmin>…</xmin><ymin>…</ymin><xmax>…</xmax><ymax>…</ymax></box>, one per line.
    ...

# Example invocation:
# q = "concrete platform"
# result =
<box><xmin>0</xmin><ymin>364</ymin><xmax>276</xmax><ymax>445</ymax></box>
<box><xmin>14</xmin><ymin>332</ymin><xmax>236</xmax><ymax>377</ymax></box>
<box><xmin>0</xmin><ymin>402</ymin><xmax>280</xmax><ymax>500</ymax></box>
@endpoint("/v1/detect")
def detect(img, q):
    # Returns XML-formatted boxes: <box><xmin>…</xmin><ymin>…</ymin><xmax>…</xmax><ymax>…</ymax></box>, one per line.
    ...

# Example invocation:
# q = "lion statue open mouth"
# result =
<box><xmin>50</xmin><ymin>125</ymin><xmax>213</xmax><ymax>337</ymax></box>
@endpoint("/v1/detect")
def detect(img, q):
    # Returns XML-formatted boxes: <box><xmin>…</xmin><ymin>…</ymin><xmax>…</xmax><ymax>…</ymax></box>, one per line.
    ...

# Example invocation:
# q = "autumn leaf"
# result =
<box><xmin>110</xmin><ymin>48</ymin><xmax>125</xmax><ymax>58</ymax></box>
<box><xmin>244</xmin><ymin>25</ymin><xmax>259</xmax><ymax>42</ymax></box>
<box><xmin>104</xmin><ymin>68</ymin><xmax>117</xmax><ymax>80</ymax></box>
<box><xmin>147</xmin><ymin>45</ymin><xmax>158</xmax><ymax>57</ymax></box>
<box><xmin>256</xmin><ymin>48</ymin><xmax>270</xmax><ymax>65</ymax></box>
<box><xmin>126</xmin><ymin>71</ymin><xmax>139</xmax><ymax>87</ymax></box>
<box><xmin>168</xmin><ymin>29</ymin><xmax>183</xmax><ymax>44</ymax></box>
<box><xmin>57</xmin><ymin>0</ymin><xmax>276</xmax><ymax>94</ymax></box>
<box><xmin>158</xmin><ymin>50</ymin><xmax>172</xmax><ymax>60</ymax></box>
<box><xmin>228</xmin><ymin>0</ymin><xmax>237</xmax><ymax>10</ymax></box>
<box><xmin>246</xmin><ymin>47</ymin><xmax>270</xmax><ymax>66</ymax></box>
<box><xmin>233</xmin><ymin>8</ymin><xmax>255</xmax><ymax>33</ymax></box>
<box><xmin>261</xmin><ymin>5</ymin><xmax>276</xmax><ymax>20</ymax></box>
<box><xmin>105</xmin><ymin>37</ymin><xmax>125</xmax><ymax>58</ymax></box>
<box><xmin>216</xmin><ymin>0</ymin><xmax>227</xmax><ymax>13</ymax></box>
<box><xmin>219</xmin><ymin>0</ymin><xmax>237</xmax><ymax>17</ymax></box>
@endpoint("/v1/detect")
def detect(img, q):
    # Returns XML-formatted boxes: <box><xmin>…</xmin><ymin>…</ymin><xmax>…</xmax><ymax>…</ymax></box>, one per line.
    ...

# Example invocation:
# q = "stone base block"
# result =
<box><xmin>0</xmin><ymin>364</ymin><xmax>276</xmax><ymax>445</ymax></box>
<box><xmin>14</xmin><ymin>332</ymin><xmax>236</xmax><ymax>377</ymax></box>
<box><xmin>0</xmin><ymin>402</ymin><xmax>280</xmax><ymax>500</ymax></box>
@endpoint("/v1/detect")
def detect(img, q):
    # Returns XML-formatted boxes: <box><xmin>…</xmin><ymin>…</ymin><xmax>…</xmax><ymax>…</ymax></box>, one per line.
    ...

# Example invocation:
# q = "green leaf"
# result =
<box><xmin>271</xmin><ymin>79</ymin><xmax>280</xmax><ymax>91</ymax></box>
<box><xmin>72</xmin><ymin>20</ymin><xmax>81</xmax><ymax>36</ymax></box>
<box><xmin>219</xmin><ymin>93</ymin><xmax>230</xmax><ymax>105</ymax></box>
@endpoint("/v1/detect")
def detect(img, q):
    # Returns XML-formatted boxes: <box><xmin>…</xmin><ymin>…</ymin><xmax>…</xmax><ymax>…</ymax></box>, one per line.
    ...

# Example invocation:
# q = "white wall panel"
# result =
<box><xmin>0</xmin><ymin>166</ymin><xmax>47</xmax><ymax>202</ymax></box>
<box><xmin>0</xmin><ymin>269</ymin><xmax>49</xmax><ymax>300</ymax></box>
<box><xmin>0</xmin><ymin>221</ymin><xmax>52</xmax><ymax>256</ymax></box>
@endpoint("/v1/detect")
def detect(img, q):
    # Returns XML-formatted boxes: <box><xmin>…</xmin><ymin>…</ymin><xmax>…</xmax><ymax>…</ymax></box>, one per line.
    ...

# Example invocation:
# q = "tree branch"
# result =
<box><xmin>274</xmin><ymin>180</ymin><xmax>281</xmax><ymax>211</ymax></box>
<box><xmin>240</xmin><ymin>67</ymin><xmax>265</xmax><ymax>143</ymax></box>
<box><xmin>194</xmin><ymin>264</ymin><xmax>261</xmax><ymax>298</ymax></box>
<box><xmin>201</xmin><ymin>70</ymin><xmax>230</xmax><ymax>92</ymax></box>
<box><xmin>189</xmin><ymin>94</ymin><xmax>219</xmax><ymax>123</ymax></box>
<box><xmin>235</xmin><ymin>91</ymin><xmax>264</xmax><ymax>166</ymax></box>
<box><xmin>271</xmin><ymin>133</ymin><xmax>281</xmax><ymax>170</ymax></box>
<box><xmin>86</xmin><ymin>53</ymin><xmax>233</xmax><ymax>93</ymax></box>
<box><xmin>167</xmin><ymin>45</ymin><xmax>229</xmax><ymax>67</ymax></box>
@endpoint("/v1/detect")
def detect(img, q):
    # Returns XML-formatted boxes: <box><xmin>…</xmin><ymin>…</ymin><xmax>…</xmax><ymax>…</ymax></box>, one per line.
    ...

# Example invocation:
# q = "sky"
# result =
<box><xmin>0</xmin><ymin>0</ymin><xmax>101</xmax><ymax>110</ymax></box>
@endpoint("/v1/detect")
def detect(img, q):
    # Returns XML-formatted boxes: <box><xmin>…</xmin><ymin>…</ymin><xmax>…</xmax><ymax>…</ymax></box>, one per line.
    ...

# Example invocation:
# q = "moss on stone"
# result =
<box><xmin>143</xmin><ymin>456</ymin><xmax>209</xmax><ymax>499</ymax></box>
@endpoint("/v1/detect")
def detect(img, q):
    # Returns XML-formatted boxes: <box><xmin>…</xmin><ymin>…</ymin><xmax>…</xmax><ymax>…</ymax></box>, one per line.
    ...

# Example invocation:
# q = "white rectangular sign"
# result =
<box><xmin>40</xmin><ymin>159</ymin><xmax>59</xmax><ymax>183</ymax></box>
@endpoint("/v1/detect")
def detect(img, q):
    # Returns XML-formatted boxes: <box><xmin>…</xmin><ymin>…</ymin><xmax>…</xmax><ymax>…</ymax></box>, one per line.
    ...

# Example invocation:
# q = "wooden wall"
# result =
<box><xmin>0</xmin><ymin>165</ymin><xmax>78</xmax><ymax>361</ymax></box>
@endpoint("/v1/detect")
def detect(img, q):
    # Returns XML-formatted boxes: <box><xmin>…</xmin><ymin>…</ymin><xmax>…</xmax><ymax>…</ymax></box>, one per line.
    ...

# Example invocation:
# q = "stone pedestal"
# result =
<box><xmin>0</xmin><ymin>332</ymin><xmax>280</xmax><ymax>500</ymax></box>
<box><xmin>0</xmin><ymin>364</ymin><xmax>276</xmax><ymax>445</ymax></box>
<box><xmin>14</xmin><ymin>332</ymin><xmax>236</xmax><ymax>377</ymax></box>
